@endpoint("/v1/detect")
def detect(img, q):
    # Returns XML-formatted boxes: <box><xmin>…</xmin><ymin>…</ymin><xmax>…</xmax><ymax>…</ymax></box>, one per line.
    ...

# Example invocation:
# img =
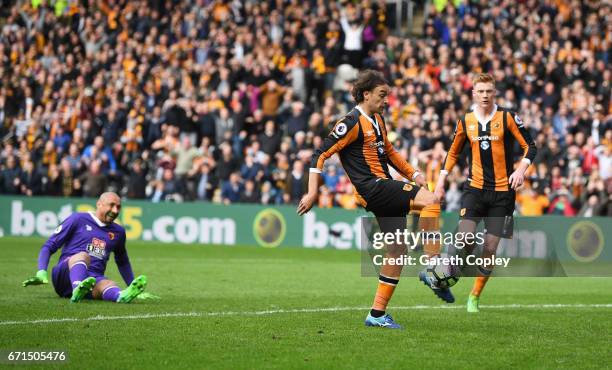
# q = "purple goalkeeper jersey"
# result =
<box><xmin>37</xmin><ymin>212</ymin><xmax>134</xmax><ymax>284</ymax></box>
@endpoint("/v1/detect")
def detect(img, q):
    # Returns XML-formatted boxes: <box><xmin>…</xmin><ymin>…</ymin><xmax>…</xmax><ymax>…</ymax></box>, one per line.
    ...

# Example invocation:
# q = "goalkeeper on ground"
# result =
<box><xmin>22</xmin><ymin>192</ymin><xmax>153</xmax><ymax>303</ymax></box>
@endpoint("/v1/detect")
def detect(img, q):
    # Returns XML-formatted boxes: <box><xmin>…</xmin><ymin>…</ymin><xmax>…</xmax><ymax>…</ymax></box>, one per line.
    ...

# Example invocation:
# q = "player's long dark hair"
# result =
<box><xmin>351</xmin><ymin>70</ymin><xmax>388</xmax><ymax>103</ymax></box>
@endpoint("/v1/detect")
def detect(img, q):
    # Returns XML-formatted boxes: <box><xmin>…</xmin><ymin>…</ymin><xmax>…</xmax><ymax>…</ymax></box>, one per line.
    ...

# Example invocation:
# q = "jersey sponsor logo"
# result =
<box><xmin>369</xmin><ymin>141</ymin><xmax>384</xmax><ymax>148</ymax></box>
<box><xmin>480</xmin><ymin>141</ymin><xmax>490</xmax><ymax>150</ymax></box>
<box><xmin>87</xmin><ymin>237</ymin><xmax>107</xmax><ymax>259</ymax></box>
<box><xmin>471</xmin><ymin>135</ymin><xmax>499</xmax><ymax>141</ymax></box>
<box><xmin>514</xmin><ymin>114</ymin><xmax>524</xmax><ymax>128</ymax></box>
<box><xmin>468</xmin><ymin>124</ymin><xmax>476</xmax><ymax>131</ymax></box>
<box><xmin>54</xmin><ymin>225</ymin><xmax>62</xmax><ymax>234</ymax></box>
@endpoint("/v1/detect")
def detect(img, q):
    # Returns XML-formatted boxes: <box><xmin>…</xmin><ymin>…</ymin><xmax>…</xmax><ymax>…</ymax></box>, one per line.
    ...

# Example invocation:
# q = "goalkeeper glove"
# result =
<box><xmin>22</xmin><ymin>270</ymin><xmax>49</xmax><ymax>287</ymax></box>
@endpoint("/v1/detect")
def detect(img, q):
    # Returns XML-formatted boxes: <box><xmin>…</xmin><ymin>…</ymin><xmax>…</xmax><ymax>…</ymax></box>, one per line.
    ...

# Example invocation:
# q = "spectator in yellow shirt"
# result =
<box><xmin>516</xmin><ymin>186</ymin><xmax>550</xmax><ymax>216</ymax></box>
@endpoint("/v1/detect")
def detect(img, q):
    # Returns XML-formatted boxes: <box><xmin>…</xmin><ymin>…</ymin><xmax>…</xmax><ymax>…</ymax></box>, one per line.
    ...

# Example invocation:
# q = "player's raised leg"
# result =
<box><xmin>68</xmin><ymin>252</ymin><xmax>96</xmax><ymax>302</ymax></box>
<box><xmin>414</xmin><ymin>188</ymin><xmax>442</xmax><ymax>258</ymax></box>
<box><xmin>413</xmin><ymin>188</ymin><xmax>455</xmax><ymax>303</ymax></box>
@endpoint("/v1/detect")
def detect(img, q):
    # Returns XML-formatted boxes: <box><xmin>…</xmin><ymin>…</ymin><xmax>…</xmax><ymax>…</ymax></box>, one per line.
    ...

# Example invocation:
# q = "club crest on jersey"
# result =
<box><xmin>480</xmin><ymin>141</ymin><xmax>490</xmax><ymax>150</ymax></box>
<box><xmin>87</xmin><ymin>238</ymin><xmax>107</xmax><ymax>259</ymax></box>
<box><xmin>403</xmin><ymin>184</ymin><xmax>413</xmax><ymax>192</ymax></box>
<box><xmin>460</xmin><ymin>208</ymin><xmax>466</xmax><ymax>216</ymax></box>
<box><xmin>108</xmin><ymin>232</ymin><xmax>115</xmax><ymax>240</ymax></box>
<box><xmin>54</xmin><ymin>225</ymin><xmax>62</xmax><ymax>234</ymax></box>
<box><xmin>493</xmin><ymin>122</ymin><xmax>500</xmax><ymax>129</ymax></box>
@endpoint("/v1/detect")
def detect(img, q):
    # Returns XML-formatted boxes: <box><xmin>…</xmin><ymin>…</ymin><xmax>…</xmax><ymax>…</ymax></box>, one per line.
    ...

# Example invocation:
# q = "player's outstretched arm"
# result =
<box><xmin>300</xmin><ymin>115</ymin><xmax>359</xmax><ymax>215</ymax></box>
<box><xmin>23</xmin><ymin>215</ymin><xmax>76</xmax><ymax>287</ymax></box>
<box><xmin>297</xmin><ymin>171</ymin><xmax>320</xmax><ymax>216</ymax></box>
<box><xmin>386</xmin><ymin>145</ymin><xmax>426</xmax><ymax>187</ymax></box>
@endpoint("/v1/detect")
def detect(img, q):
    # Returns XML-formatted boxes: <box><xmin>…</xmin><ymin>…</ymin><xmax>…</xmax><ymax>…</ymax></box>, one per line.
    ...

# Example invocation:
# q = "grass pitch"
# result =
<box><xmin>1</xmin><ymin>237</ymin><xmax>611</xmax><ymax>369</ymax></box>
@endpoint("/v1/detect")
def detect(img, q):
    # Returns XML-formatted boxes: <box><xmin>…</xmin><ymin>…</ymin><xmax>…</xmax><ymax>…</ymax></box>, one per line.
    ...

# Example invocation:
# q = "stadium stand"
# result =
<box><xmin>0</xmin><ymin>0</ymin><xmax>609</xmax><ymax>216</ymax></box>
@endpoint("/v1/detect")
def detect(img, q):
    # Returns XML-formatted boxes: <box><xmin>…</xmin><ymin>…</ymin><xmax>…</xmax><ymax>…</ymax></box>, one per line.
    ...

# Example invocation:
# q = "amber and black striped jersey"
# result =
<box><xmin>442</xmin><ymin>105</ymin><xmax>536</xmax><ymax>191</ymax></box>
<box><xmin>311</xmin><ymin>106</ymin><xmax>419</xmax><ymax>204</ymax></box>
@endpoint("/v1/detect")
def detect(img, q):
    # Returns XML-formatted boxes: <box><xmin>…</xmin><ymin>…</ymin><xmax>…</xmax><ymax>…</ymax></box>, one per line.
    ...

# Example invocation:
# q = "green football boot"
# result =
<box><xmin>117</xmin><ymin>275</ymin><xmax>147</xmax><ymax>303</ymax></box>
<box><xmin>467</xmin><ymin>294</ymin><xmax>480</xmax><ymax>313</ymax></box>
<box><xmin>70</xmin><ymin>277</ymin><xmax>96</xmax><ymax>303</ymax></box>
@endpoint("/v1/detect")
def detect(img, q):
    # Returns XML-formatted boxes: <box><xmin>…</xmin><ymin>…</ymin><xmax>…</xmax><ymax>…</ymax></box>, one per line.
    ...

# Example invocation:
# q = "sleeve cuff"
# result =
<box><xmin>521</xmin><ymin>158</ymin><xmax>531</xmax><ymax>165</ymax></box>
<box><xmin>411</xmin><ymin>172</ymin><xmax>421</xmax><ymax>180</ymax></box>
<box><xmin>309</xmin><ymin>168</ymin><xmax>322</xmax><ymax>174</ymax></box>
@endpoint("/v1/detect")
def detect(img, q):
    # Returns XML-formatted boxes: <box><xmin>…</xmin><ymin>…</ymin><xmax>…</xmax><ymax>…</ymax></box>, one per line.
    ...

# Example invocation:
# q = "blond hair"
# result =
<box><xmin>471</xmin><ymin>73</ymin><xmax>495</xmax><ymax>86</ymax></box>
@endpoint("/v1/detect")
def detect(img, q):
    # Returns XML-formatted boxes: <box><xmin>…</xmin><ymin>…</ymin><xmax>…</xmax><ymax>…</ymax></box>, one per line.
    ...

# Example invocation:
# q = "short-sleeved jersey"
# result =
<box><xmin>442</xmin><ymin>106</ymin><xmax>536</xmax><ymax>191</ymax></box>
<box><xmin>41</xmin><ymin>212</ymin><xmax>128</xmax><ymax>277</ymax></box>
<box><xmin>311</xmin><ymin>106</ymin><xmax>417</xmax><ymax>205</ymax></box>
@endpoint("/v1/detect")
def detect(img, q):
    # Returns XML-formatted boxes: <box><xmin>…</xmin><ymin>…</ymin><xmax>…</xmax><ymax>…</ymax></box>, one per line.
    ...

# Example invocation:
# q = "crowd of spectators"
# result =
<box><xmin>0</xmin><ymin>0</ymin><xmax>610</xmax><ymax>216</ymax></box>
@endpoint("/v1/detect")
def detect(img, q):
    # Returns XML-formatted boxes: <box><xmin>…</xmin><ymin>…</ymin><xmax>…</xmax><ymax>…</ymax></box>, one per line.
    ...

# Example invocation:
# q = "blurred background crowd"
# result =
<box><xmin>0</xmin><ymin>0</ymin><xmax>610</xmax><ymax>216</ymax></box>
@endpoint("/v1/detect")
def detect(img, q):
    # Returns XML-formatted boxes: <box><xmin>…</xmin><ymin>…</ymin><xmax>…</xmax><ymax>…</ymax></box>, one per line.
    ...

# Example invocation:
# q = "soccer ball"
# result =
<box><xmin>426</xmin><ymin>263</ymin><xmax>459</xmax><ymax>289</ymax></box>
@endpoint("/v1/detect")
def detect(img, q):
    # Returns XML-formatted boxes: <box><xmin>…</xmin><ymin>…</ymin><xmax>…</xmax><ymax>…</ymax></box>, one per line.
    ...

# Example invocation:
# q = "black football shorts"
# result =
<box><xmin>459</xmin><ymin>186</ymin><xmax>515</xmax><ymax>238</ymax></box>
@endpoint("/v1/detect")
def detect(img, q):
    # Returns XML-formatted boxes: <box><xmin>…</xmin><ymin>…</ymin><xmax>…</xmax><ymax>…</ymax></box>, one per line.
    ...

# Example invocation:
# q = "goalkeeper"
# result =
<box><xmin>22</xmin><ymin>192</ymin><xmax>156</xmax><ymax>303</ymax></box>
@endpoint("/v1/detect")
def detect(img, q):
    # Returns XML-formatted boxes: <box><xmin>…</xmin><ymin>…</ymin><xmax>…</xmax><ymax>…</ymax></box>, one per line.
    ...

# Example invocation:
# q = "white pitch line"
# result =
<box><xmin>1</xmin><ymin>303</ymin><xmax>611</xmax><ymax>326</ymax></box>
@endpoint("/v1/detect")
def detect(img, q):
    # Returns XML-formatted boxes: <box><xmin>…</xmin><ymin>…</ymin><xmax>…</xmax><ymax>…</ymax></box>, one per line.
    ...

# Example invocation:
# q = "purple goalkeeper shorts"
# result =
<box><xmin>51</xmin><ymin>257</ymin><xmax>107</xmax><ymax>298</ymax></box>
